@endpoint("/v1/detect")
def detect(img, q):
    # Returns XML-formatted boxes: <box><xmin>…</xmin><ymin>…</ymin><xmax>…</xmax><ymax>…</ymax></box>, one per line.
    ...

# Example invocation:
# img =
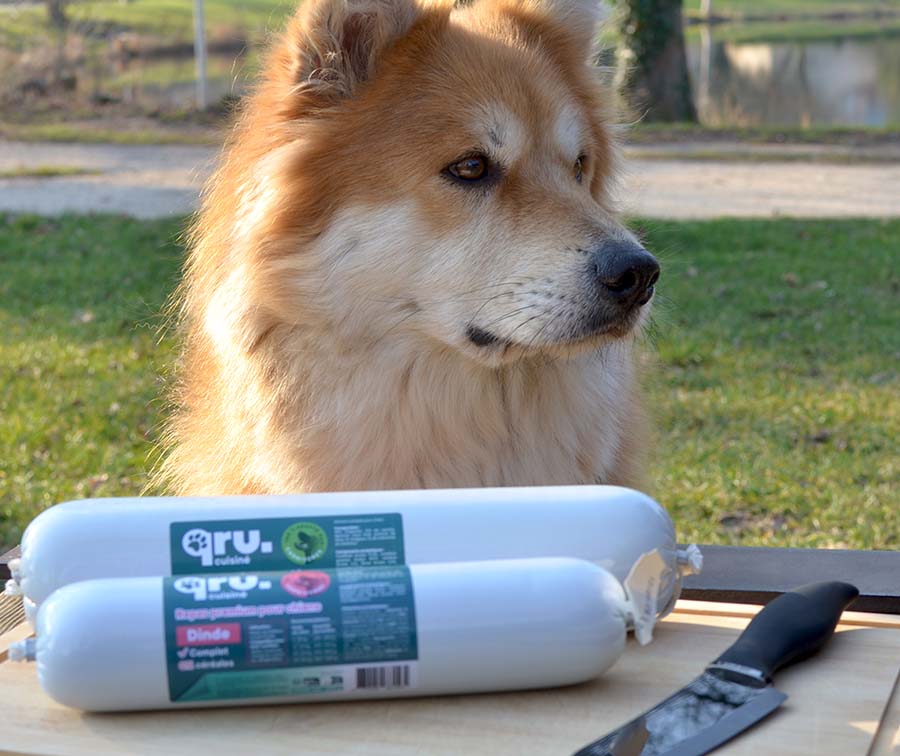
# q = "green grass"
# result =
<box><xmin>0</xmin><ymin>122</ymin><xmax>218</xmax><ymax>145</ymax></box>
<box><xmin>627</xmin><ymin>123</ymin><xmax>900</xmax><ymax>146</ymax></box>
<box><xmin>0</xmin><ymin>165</ymin><xmax>100</xmax><ymax>179</ymax></box>
<box><xmin>0</xmin><ymin>215</ymin><xmax>897</xmax><ymax>552</ymax></box>
<box><xmin>688</xmin><ymin>18</ymin><xmax>900</xmax><ymax>44</ymax></box>
<box><xmin>681</xmin><ymin>0</ymin><xmax>900</xmax><ymax>44</ymax></box>
<box><xmin>104</xmin><ymin>51</ymin><xmax>261</xmax><ymax>90</ymax></box>
<box><xmin>623</xmin><ymin>148</ymin><xmax>900</xmax><ymax>164</ymax></box>
<box><xmin>637</xmin><ymin>218</ymin><xmax>898</xmax><ymax>549</ymax></box>
<box><xmin>0</xmin><ymin>214</ymin><xmax>183</xmax><ymax>550</ymax></box>
<box><xmin>0</xmin><ymin>0</ymin><xmax>293</xmax><ymax>49</ymax></box>
<box><xmin>684</xmin><ymin>0</ymin><xmax>900</xmax><ymax>19</ymax></box>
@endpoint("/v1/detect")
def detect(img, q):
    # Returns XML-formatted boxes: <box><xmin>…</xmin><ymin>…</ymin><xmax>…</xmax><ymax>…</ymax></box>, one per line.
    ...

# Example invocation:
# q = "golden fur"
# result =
<box><xmin>160</xmin><ymin>0</ymin><xmax>653</xmax><ymax>495</ymax></box>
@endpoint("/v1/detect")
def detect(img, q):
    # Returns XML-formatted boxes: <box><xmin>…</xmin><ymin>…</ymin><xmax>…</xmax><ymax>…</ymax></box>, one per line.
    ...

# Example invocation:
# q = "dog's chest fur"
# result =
<box><xmin>254</xmin><ymin>340</ymin><xmax>638</xmax><ymax>492</ymax></box>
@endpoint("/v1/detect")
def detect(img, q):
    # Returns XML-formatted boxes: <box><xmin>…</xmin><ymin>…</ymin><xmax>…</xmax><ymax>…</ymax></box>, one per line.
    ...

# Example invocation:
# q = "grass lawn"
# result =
<box><xmin>623</xmin><ymin>147</ymin><xmax>900</xmax><ymax>164</ymax></box>
<box><xmin>0</xmin><ymin>122</ymin><xmax>220</xmax><ymax>146</ymax></box>
<box><xmin>4</xmin><ymin>0</ymin><xmax>897</xmax><ymax>45</ymax></box>
<box><xmin>687</xmin><ymin>17</ymin><xmax>900</xmax><ymax>44</ymax></box>
<box><xmin>684</xmin><ymin>0</ymin><xmax>900</xmax><ymax>18</ymax></box>
<box><xmin>637</xmin><ymin>218</ymin><xmax>898</xmax><ymax>549</ymax></box>
<box><xmin>0</xmin><ymin>165</ymin><xmax>100</xmax><ymax>179</ymax></box>
<box><xmin>627</xmin><ymin>124</ymin><xmax>900</xmax><ymax>146</ymax></box>
<box><xmin>0</xmin><ymin>214</ymin><xmax>183</xmax><ymax>550</ymax></box>
<box><xmin>3</xmin><ymin>0</ymin><xmax>898</xmax><ymax>50</ymax></box>
<box><xmin>0</xmin><ymin>0</ymin><xmax>293</xmax><ymax>49</ymax></box>
<box><xmin>0</xmin><ymin>214</ymin><xmax>897</xmax><ymax>552</ymax></box>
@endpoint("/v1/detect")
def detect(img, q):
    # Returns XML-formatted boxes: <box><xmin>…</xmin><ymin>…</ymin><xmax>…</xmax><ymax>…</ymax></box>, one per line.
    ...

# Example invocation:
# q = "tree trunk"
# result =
<box><xmin>47</xmin><ymin>0</ymin><xmax>68</xmax><ymax>29</ymax></box>
<box><xmin>616</xmin><ymin>0</ymin><xmax>697</xmax><ymax>123</ymax></box>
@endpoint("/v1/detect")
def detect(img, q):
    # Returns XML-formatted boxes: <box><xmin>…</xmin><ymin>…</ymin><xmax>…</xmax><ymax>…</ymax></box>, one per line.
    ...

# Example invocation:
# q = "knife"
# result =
<box><xmin>574</xmin><ymin>581</ymin><xmax>859</xmax><ymax>756</ymax></box>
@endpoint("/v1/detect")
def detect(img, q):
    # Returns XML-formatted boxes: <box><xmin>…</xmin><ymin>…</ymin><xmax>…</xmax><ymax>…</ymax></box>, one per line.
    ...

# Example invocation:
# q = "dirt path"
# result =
<box><xmin>2</xmin><ymin>140</ymin><xmax>899</xmax><ymax>219</ymax></box>
<box><xmin>621</xmin><ymin>158</ymin><xmax>900</xmax><ymax>218</ymax></box>
<box><xmin>0</xmin><ymin>141</ymin><xmax>215</xmax><ymax>219</ymax></box>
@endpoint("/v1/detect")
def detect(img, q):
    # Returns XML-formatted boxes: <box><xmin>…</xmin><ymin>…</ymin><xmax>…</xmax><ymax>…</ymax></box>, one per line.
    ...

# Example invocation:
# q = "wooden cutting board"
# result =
<box><xmin>0</xmin><ymin>600</ymin><xmax>898</xmax><ymax>756</ymax></box>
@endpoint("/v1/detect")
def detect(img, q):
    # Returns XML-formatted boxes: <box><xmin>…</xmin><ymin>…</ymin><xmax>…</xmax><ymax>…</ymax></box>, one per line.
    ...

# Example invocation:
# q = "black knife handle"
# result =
<box><xmin>714</xmin><ymin>581</ymin><xmax>858</xmax><ymax>681</ymax></box>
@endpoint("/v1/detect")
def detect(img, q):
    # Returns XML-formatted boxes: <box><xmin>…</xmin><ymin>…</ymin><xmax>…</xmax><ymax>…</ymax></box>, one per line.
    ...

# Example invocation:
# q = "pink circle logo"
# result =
<box><xmin>281</xmin><ymin>570</ymin><xmax>332</xmax><ymax>598</ymax></box>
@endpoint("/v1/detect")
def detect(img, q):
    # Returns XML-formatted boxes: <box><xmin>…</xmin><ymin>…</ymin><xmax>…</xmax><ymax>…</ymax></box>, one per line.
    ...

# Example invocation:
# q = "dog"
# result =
<box><xmin>160</xmin><ymin>0</ymin><xmax>659</xmax><ymax>495</ymax></box>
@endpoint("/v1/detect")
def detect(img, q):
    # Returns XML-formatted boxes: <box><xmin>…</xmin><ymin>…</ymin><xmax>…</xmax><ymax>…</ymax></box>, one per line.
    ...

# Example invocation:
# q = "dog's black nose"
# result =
<box><xmin>591</xmin><ymin>240</ymin><xmax>660</xmax><ymax>307</ymax></box>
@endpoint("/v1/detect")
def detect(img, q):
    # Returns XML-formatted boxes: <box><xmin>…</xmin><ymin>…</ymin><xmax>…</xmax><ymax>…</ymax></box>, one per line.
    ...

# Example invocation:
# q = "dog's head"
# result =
<box><xmin>198</xmin><ymin>0</ymin><xmax>657</xmax><ymax>368</ymax></box>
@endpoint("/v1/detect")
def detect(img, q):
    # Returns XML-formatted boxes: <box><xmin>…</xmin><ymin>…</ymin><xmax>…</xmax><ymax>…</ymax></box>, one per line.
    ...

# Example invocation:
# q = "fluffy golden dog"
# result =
<box><xmin>161</xmin><ymin>0</ymin><xmax>659</xmax><ymax>494</ymax></box>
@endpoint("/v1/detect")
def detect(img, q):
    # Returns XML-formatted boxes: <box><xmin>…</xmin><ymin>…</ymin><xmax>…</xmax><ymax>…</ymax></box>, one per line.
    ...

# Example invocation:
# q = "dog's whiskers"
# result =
<box><xmin>524</xmin><ymin>302</ymin><xmax>569</xmax><ymax>352</ymax></box>
<box><xmin>477</xmin><ymin>301</ymin><xmax>545</xmax><ymax>330</ymax></box>
<box><xmin>368</xmin><ymin>309</ymin><xmax>423</xmax><ymax>347</ymax></box>
<box><xmin>366</xmin><ymin>277</ymin><xmax>538</xmax><ymax>306</ymax></box>
<box><xmin>503</xmin><ymin>309</ymin><xmax>550</xmax><ymax>346</ymax></box>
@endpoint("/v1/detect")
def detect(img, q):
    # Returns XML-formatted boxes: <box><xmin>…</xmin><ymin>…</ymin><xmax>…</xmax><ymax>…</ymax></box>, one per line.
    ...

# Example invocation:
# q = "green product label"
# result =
<box><xmin>169</xmin><ymin>513</ymin><xmax>405</xmax><ymax>574</ymax></box>
<box><xmin>164</xmin><ymin>567</ymin><xmax>418</xmax><ymax>702</ymax></box>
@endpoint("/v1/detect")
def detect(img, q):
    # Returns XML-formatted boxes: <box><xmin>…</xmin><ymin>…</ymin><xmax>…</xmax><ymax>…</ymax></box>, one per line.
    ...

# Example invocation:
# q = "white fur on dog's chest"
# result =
<box><xmin>290</xmin><ymin>343</ymin><xmax>631</xmax><ymax>491</ymax></box>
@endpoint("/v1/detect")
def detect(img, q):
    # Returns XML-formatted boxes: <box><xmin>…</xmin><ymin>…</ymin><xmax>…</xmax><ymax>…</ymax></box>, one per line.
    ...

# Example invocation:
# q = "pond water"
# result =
<box><xmin>686</xmin><ymin>29</ymin><xmax>900</xmax><ymax>127</ymax></box>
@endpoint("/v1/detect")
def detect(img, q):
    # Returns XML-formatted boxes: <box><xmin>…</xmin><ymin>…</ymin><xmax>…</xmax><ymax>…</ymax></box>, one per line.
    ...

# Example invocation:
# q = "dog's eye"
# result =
<box><xmin>446</xmin><ymin>155</ymin><xmax>489</xmax><ymax>182</ymax></box>
<box><xmin>574</xmin><ymin>154</ymin><xmax>586</xmax><ymax>184</ymax></box>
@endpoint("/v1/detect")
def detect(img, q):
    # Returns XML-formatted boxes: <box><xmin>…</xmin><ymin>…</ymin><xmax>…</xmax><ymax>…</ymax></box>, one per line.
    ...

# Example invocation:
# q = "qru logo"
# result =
<box><xmin>181</xmin><ymin>527</ymin><xmax>274</xmax><ymax>567</ymax></box>
<box><xmin>173</xmin><ymin>574</ymin><xmax>272</xmax><ymax>601</ymax></box>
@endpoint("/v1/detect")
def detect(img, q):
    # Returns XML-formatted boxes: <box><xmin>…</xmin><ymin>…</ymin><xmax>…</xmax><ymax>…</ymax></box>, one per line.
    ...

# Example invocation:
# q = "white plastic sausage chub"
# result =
<box><xmin>8</xmin><ymin>485</ymin><xmax>702</xmax><ymax>616</ymax></box>
<box><xmin>11</xmin><ymin>558</ymin><xmax>635</xmax><ymax>712</ymax></box>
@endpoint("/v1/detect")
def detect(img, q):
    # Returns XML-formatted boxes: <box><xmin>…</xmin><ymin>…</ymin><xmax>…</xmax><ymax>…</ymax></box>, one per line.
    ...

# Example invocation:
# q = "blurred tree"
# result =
<box><xmin>47</xmin><ymin>0</ymin><xmax>68</xmax><ymax>28</ymax></box>
<box><xmin>614</xmin><ymin>0</ymin><xmax>697</xmax><ymax>122</ymax></box>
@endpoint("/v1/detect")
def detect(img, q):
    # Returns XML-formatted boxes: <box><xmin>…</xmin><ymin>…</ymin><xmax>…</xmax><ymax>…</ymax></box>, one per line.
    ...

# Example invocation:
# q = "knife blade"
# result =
<box><xmin>574</xmin><ymin>581</ymin><xmax>859</xmax><ymax>756</ymax></box>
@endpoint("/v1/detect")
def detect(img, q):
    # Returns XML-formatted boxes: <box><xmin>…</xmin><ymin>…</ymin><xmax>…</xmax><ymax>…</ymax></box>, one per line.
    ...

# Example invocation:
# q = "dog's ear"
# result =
<box><xmin>286</xmin><ymin>0</ymin><xmax>422</xmax><ymax>100</ymax></box>
<box><xmin>525</xmin><ymin>0</ymin><xmax>608</xmax><ymax>58</ymax></box>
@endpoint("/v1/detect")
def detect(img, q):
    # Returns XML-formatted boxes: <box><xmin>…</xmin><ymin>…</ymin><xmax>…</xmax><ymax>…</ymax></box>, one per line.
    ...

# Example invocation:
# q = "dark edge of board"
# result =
<box><xmin>680</xmin><ymin>544</ymin><xmax>900</xmax><ymax>614</ymax></box>
<box><xmin>0</xmin><ymin>546</ymin><xmax>21</xmax><ymax>582</ymax></box>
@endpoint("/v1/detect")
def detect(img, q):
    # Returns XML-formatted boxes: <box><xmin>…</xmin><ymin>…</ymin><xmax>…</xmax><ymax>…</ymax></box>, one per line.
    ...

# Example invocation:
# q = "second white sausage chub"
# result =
<box><xmin>16</xmin><ymin>558</ymin><xmax>630</xmax><ymax>712</ymax></box>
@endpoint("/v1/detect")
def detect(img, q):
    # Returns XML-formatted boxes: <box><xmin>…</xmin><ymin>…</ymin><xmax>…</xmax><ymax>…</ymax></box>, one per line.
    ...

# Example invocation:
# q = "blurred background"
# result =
<box><xmin>3</xmin><ymin>0</ymin><xmax>900</xmax><ymax>137</ymax></box>
<box><xmin>0</xmin><ymin>0</ymin><xmax>897</xmax><ymax>553</ymax></box>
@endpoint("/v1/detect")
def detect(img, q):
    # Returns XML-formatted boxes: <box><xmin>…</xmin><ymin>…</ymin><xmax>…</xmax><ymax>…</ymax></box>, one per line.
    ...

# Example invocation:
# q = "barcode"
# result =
<box><xmin>356</xmin><ymin>665</ymin><xmax>412</xmax><ymax>689</ymax></box>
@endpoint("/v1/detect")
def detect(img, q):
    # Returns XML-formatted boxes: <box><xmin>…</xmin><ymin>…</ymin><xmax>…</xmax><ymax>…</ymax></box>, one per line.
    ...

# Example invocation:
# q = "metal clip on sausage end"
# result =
<box><xmin>654</xmin><ymin>543</ymin><xmax>704</xmax><ymax>620</ymax></box>
<box><xmin>677</xmin><ymin>544</ymin><xmax>704</xmax><ymax>576</ymax></box>
<box><xmin>3</xmin><ymin>559</ymin><xmax>23</xmax><ymax>598</ymax></box>
<box><xmin>8</xmin><ymin>638</ymin><xmax>36</xmax><ymax>663</ymax></box>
